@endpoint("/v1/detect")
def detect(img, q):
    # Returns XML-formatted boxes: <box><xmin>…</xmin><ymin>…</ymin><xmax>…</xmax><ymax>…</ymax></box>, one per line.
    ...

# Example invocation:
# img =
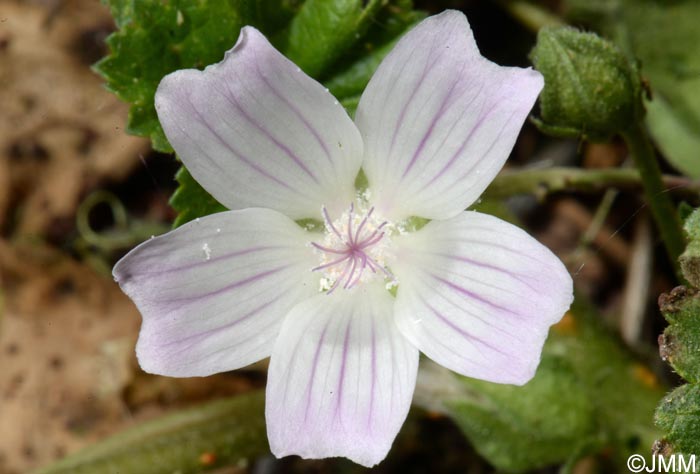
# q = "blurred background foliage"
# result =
<box><xmin>1</xmin><ymin>0</ymin><xmax>699</xmax><ymax>473</ymax></box>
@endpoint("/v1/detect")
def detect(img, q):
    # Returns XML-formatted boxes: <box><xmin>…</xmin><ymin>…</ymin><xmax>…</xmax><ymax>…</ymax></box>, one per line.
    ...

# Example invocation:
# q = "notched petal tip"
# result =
<box><xmin>153</xmin><ymin>23</ymin><xmax>361</xmax><ymax>219</ymax></box>
<box><xmin>155</xmin><ymin>25</ymin><xmax>276</xmax><ymax>111</ymax></box>
<box><xmin>220</xmin><ymin>25</ymin><xmax>266</xmax><ymax>64</ymax></box>
<box><xmin>356</xmin><ymin>9</ymin><xmax>548</xmax><ymax>222</ymax></box>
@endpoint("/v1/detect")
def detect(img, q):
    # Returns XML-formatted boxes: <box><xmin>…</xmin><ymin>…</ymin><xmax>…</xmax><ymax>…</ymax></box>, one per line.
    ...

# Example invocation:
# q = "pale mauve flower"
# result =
<box><xmin>113</xmin><ymin>10</ymin><xmax>573</xmax><ymax>467</ymax></box>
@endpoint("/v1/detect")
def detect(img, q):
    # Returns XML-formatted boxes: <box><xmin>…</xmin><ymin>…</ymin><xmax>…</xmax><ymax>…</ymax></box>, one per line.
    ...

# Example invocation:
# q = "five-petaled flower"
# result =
<box><xmin>114</xmin><ymin>10</ymin><xmax>573</xmax><ymax>467</ymax></box>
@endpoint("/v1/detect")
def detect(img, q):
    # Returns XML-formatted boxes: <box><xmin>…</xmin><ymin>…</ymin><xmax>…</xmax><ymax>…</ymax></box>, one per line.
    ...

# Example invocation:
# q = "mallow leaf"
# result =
<box><xmin>655</xmin><ymin>384</ymin><xmax>700</xmax><ymax>456</ymax></box>
<box><xmin>653</xmin><ymin>207</ymin><xmax>700</xmax><ymax>454</ymax></box>
<box><xmin>417</xmin><ymin>297</ymin><xmax>664</xmax><ymax>472</ymax></box>
<box><xmin>680</xmin><ymin>208</ymin><xmax>700</xmax><ymax>288</ymax></box>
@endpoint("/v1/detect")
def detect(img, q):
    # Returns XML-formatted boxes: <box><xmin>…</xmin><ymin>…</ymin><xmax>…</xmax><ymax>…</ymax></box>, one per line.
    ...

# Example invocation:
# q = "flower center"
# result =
<box><xmin>312</xmin><ymin>203</ymin><xmax>396</xmax><ymax>293</ymax></box>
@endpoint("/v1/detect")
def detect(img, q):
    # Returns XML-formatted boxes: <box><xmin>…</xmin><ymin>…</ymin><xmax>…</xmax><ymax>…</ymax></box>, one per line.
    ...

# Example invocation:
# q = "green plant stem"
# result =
<box><xmin>622</xmin><ymin>122</ymin><xmax>686</xmax><ymax>280</ymax></box>
<box><xmin>495</xmin><ymin>0</ymin><xmax>565</xmax><ymax>33</ymax></box>
<box><xmin>483</xmin><ymin>167</ymin><xmax>700</xmax><ymax>200</ymax></box>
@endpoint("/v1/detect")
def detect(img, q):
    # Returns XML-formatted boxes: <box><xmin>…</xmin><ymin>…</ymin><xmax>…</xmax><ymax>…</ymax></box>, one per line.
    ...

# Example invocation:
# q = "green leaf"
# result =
<box><xmin>281</xmin><ymin>0</ymin><xmax>386</xmax><ymax>78</ymax></box>
<box><xmin>249</xmin><ymin>0</ymin><xmax>304</xmax><ymax>35</ymax></box>
<box><xmin>659</xmin><ymin>287</ymin><xmax>700</xmax><ymax>384</ymax></box>
<box><xmin>104</xmin><ymin>0</ymin><xmax>135</xmax><ymax>29</ymax></box>
<box><xmin>96</xmin><ymin>0</ymin><xmax>256</xmax><ymax>153</ymax></box>
<box><xmin>417</xmin><ymin>297</ymin><xmax>664</xmax><ymax>472</ymax></box>
<box><xmin>654</xmin><ymin>209</ymin><xmax>700</xmax><ymax>454</ymax></box>
<box><xmin>33</xmin><ymin>391</ymin><xmax>268</xmax><ymax>474</ymax></box>
<box><xmin>680</xmin><ymin>208</ymin><xmax>700</xmax><ymax>287</ymax></box>
<box><xmin>622</xmin><ymin>0</ymin><xmax>700</xmax><ymax>178</ymax></box>
<box><xmin>655</xmin><ymin>384</ymin><xmax>700</xmax><ymax>455</ymax></box>
<box><xmin>324</xmin><ymin>9</ymin><xmax>425</xmax><ymax>100</ymax></box>
<box><xmin>646</xmin><ymin>96</ymin><xmax>700</xmax><ymax>180</ymax></box>
<box><xmin>170</xmin><ymin>167</ymin><xmax>227</xmax><ymax>228</ymax></box>
<box><xmin>446</xmin><ymin>358</ymin><xmax>597</xmax><ymax>471</ymax></box>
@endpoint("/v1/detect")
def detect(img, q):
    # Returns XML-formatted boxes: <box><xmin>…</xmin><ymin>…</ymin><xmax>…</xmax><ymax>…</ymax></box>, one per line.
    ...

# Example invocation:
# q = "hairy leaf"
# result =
<box><xmin>655</xmin><ymin>384</ymin><xmax>700</xmax><ymax>456</ymax></box>
<box><xmin>416</xmin><ymin>298</ymin><xmax>664</xmax><ymax>472</ymax></box>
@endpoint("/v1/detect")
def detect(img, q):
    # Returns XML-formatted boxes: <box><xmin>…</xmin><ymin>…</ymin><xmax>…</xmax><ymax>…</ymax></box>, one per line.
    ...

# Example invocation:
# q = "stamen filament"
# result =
<box><xmin>313</xmin><ymin>203</ymin><xmax>394</xmax><ymax>293</ymax></box>
<box><xmin>322</xmin><ymin>206</ymin><xmax>345</xmax><ymax>242</ymax></box>
<box><xmin>343</xmin><ymin>256</ymin><xmax>358</xmax><ymax>289</ymax></box>
<box><xmin>359</xmin><ymin>232</ymin><xmax>385</xmax><ymax>250</ymax></box>
<box><xmin>311</xmin><ymin>242</ymin><xmax>348</xmax><ymax>255</ymax></box>
<box><xmin>354</xmin><ymin>207</ymin><xmax>374</xmax><ymax>242</ymax></box>
<box><xmin>312</xmin><ymin>254</ymin><xmax>351</xmax><ymax>272</ymax></box>
<box><xmin>327</xmin><ymin>259</ymin><xmax>352</xmax><ymax>294</ymax></box>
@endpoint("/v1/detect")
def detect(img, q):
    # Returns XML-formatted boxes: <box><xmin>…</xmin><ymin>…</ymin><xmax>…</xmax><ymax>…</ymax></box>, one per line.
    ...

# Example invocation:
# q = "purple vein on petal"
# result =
<box><xmin>420</xmin><ymin>98</ymin><xmax>499</xmax><ymax>189</ymax></box>
<box><xmin>218</xmin><ymin>84</ymin><xmax>319</xmax><ymax>183</ymax></box>
<box><xmin>414</xmin><ymin>272</ymin><xmax>521</xmax><ymax>341</ymax></box>
<box><xmin>387</xmin><ymin>42</ymin><xmax>449</xmax><ymax>157</ymax></box>
<box><xmin>423</xmin><ymin>300</ymin><xmax>514</xmax><ymax>359</ymax></box>
<box><xmin>436</xmin><ymin>266</ymin><xmax>534</xmax><ymax>301</ymax></box>
<box><xmin>430</xmin><ymin>273</ymin><xmax>520</xmax><ymax>318</ymax></box>
<box><xmin>184</xmin><ymin>95</ymin><xmax>296</xmax><ymax>191</ymax></box>
<box><xmin>434</xmin><ymin>253</ymin><xmax>542</xmax><ymax>293</ymax></box>
<box><xmin>334</xmin><ymin>319</ymin><xmax>352</xmax><ymax>419</ymax></box>
<box><xmin>164</xmin><ymin>265</ymin><xmax>291</xmax><ymax>305</ymax></box>
<box><xmin>416</xmin><ymin>306</ymin><xmax>487</xmax><ymax>368</ymax></box>
<box><xmin>405</xmin><ymin>80</ymin><xmax>482</xmax><ymax>182</ymax></box>
<box><xmin>366</xmin><ymin>321</ymin><xmax>377</xmax><ymax>431</ymax></box>
<box><xmin>253</xmin><ymin>65</ymin><xmax>334</xmax><ymax>166</ymax></box>
<box><xmin>453</xmin><ymin>109</ymin><xmax>519</xmax><ymax>184</ymax></box>
<box><xmin>438</xmin><ymin>232</ymin><xmax>560</xmax><ymax>269</ymax></box>
<box><xmin>160</xmin><ymin>294</ymin><xmax>283</xmax><ymax>351</ymax></box>
<box><xmin>400</xmin><ymin>55</ymin><xmax>473</xmax><ymax>179</ymax></box>
<box><xmin>137</xmin><ymin>246</ymin><xmax>280</xmax><ymax>276</ymax></box>
<box><xmin>385</xmin><ymin>318</ymin><xmax>398</xmax><ymax>420</ymax></box>
<box><xmin>304</xmin><ymin>319</ymin><xmax>331</xmax><ymax>423</ymax></box>
<box><xmin>176</xmin><ymin>308</ymin><xmax>284</xmax><ymax>369</ymax></box>
<box><xmin>400</xmin><ymin>81</ymin><xmax>458</xmax><ymax>179</ymax></box>
<box><xmin>435</xmin><ymin>106</ymin><xmax>519</xmax><ymax>195</ymax></box>
<box><xmin>279</xmin><ymin>314</ymin><xmax>324</xmax><ymax>414</ymax></box>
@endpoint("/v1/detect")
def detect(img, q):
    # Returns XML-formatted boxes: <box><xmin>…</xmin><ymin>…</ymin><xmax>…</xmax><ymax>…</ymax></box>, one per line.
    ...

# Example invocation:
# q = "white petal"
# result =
<box><xmin>266</xmin><ymin>284</ymin><xmax>418</xmax><ymax>467</ymax></box>
<box><xmin>113</xmin><ymin>208</ymin><xmax>318</xmax><ymax>377</ymax></box>
<box><xmin>355</xmin><ymin>10</ymin><xmax>543</xmax><ymax>221</ymax></box>
<box><xmin>392</xmin><ymin>211</ymin><xmax>573</xmax><ymax>385</ymax></box>
<box><xmin>155</xmin><ymin>27</ymin><xmax>363</xmax><ymax>219</ymax></box>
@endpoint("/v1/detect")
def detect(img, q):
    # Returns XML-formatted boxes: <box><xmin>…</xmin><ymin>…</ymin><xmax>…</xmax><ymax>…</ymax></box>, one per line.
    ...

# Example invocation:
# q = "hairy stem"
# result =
<box><xmin>484</xmin><ymin>167</ymin><xmax>700</xmax><ymax>201</ymax></box>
